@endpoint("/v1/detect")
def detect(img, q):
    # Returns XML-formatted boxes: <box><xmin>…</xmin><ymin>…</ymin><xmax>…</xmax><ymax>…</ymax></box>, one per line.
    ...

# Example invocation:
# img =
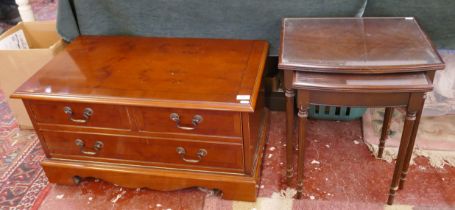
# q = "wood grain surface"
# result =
<box><xmin>13</xmin><ymin>36</ymin><xmax>269</xmax><ymax>112</ymax></box>
<box><xmin>279</xmin><ymin>17</ymin><xmax>444</xmax><ymax>73</ymax></box>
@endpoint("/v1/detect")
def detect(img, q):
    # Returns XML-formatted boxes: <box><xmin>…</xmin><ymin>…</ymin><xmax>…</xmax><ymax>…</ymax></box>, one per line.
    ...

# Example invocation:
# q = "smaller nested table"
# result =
<box><xmin>279</xmin><ymin>17</ymin><xmax>445</xmax><ymax>204</ymax></box>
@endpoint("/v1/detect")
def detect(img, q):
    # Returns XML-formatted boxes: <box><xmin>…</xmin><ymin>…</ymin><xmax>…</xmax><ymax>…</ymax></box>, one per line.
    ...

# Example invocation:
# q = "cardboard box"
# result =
<box><xmin>0</xmin><ymin>21</ymin><xmax>66</xmax><ymax>129</ymax></box>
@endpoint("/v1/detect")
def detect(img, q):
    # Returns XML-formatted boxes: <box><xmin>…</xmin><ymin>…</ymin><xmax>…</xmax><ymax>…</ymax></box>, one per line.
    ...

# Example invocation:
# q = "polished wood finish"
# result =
<box><xmin>284</xmin><ymin>70</ymin><xmax>295</xmax><ymax>182</ymax></box>
<box><xmin>399</xmin><ymin>94</ymin><xmax>427</xmax><ymax>190</ymax></box>
<box><xmin>296</xmin><ymin>91</ymin><xmax>309</xmax><ymax>198</ymax></box>
<box><xmin>279</xmin><ymin>17</ymin><xmax>444</xmax><ymax>205</ymax></box>
<box><xmin>41</xmin><ymin>156</ymin><xmax>262</xmax><ymax>201</ymax></box>
<box><xmin>293</xmin><ymin>77</ymin><xmax>431</xmax><ymax>201</ymax></box>
<box><xmin>12</xmin><ymin>36</ymin><xmax>270</xmax><ymax>201</ymax></box>
<box><xmin>12</xmin><ymin>36</ymin><xmax>269</xmax><ymax>112</ymax></box>
<box><xmin>387</xmin><ymin>93</ymin><xmax>423</xmax><ymax>205</ymax></box>
<box><xmin>241</xmin><ymin>86</ymin><xmax>267</xmax><ymax>175</ymax></box>
<box><xmin>293</xmin><ymin>72</ymin><xmax>433</xmax><ymax>93</ymax></box>
<box><xmin>41</xmin><ymin>131</ymin><xmax>245</xmax><ymax>171</ymax></box>
<box><xmin>379</xmin><ymin>107</ymin><xmax>394</xmax><ymax>158</ymax></box>
<box><xmin>309</xmin><ymin>91</ymin><xmax>410</xmax><ymax>107</ymax></box>
<box><xmin>28</xmin><ymin>101</ymin><xmax>131</xmax><ymax>129</ymax></box>
<box><xmin>132</xmin><ymin>107</ymin><xmax>242</xmax><ymax>137</ymax></box>
<box><xmin>279</xmin><ymin>17</ymin><xmax>444</xmax><ymax>74</ymax></box>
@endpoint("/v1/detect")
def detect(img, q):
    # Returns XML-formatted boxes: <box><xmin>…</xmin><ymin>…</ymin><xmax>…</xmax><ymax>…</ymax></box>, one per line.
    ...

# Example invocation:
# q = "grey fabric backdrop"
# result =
<box><xmin>57</xmin><ymin>0</ymin><xmax>455</xmax><ymax>55</ymax></box>
<box><xmin>364</xmin><ymin>0</ymin><xmax>455</xmax><ymax>49</ymax></box>
<box><xmin>57</xmin><ymin>0</ymin><xmax>366</xmax><ymax>55</ymax></box>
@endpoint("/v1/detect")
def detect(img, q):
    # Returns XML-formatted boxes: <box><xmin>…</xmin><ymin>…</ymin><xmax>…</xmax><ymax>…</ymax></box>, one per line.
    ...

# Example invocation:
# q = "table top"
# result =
<box><xmin>279</xmin><ymin>17</ymin><xmax>445</xmax><ymax>74</ymax></box>
<box><xmin>12</xmin><ymin>36</ymin><xmax>269</xmax><ymax>112</ymax></box>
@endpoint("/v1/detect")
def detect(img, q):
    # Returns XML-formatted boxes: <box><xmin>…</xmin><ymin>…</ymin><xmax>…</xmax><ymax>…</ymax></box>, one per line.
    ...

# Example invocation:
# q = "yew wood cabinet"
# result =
<box><xmin>279</xmin><ymin>17</ymin><xmax>445</xmax><ymax>205</ymax></box>
<box><xmin>12</xmin><ymin>36</ymin><xmax>270</xmax><ymax>201</ymax></box>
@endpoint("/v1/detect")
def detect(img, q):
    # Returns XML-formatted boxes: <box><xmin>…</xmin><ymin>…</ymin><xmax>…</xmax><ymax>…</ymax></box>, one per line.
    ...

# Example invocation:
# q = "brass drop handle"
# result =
<box><xmin>176</xmin><ymin>147</ymin><xmax>207</xmax><ymax>163</ymax></box>
<box><xmin>169</xmin><ymin>113</ymin><xmax>203</xmax><ymax>130</ymax></box>
<box><xmin>64</xmin><ymin>107</ymin><xmax>93</xmax><ymax>123</ymax></box>
<box><xmin>74</xmin><ymin>139</ymin><xmax>103</xmax><ymax>155</ymax></box>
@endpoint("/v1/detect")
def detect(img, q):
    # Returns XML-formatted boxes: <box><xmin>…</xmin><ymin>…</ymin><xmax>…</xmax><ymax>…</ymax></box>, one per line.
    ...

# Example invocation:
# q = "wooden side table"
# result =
<box><xmin>279</xmin><ymin>17</ymin><xmax>445</xmax><ymax>204</ymax></box>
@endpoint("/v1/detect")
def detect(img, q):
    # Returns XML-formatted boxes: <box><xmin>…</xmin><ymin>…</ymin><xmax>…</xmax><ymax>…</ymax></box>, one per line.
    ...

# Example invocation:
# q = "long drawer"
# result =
<box><xmin>41</xmin><ymin>131</ymin><xmax>244</xmax><ymax>170</ymax></box>
<box><xmin>28</xmin><ymin>101</ymin><xmax>131</xmax><ymax>129</ymax></box>
<box><xmin>132</xmin><ymin>107</ymin><xmax>242</xmax><ymax>137</ymax></box>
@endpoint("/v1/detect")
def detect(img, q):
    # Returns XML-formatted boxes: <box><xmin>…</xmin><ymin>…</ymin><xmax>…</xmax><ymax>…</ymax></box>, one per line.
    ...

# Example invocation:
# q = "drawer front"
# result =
<box><xmin>42</xmin><ymin>131</ymin><xmax>244</xmax><ymax>170</ymax></box>
<box><xmin>133</xmin><ymin>107</ymin><xmax>242</xmax><ymax>137</ymax></box>
<box><xmin>28</xmin><ymin>101</ymin><xmax>131</xmax><ymax>129</ymax></box>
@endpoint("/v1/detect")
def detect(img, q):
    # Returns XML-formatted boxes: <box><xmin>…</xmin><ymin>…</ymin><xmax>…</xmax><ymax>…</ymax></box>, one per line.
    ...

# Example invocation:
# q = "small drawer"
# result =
<box><xmin>42</xmin><ymin>131</ymin><xmax>244</xmax><ymax>170</ymax></box>
<box><xmin>28</xmin><ymin>101</ymin><xmax>131</xmax><ymax>129</ymax></box>
<box><xmin>133</xmin><ymin>107</ymin><xmax>242</xmax><ymax>137</ymax></box>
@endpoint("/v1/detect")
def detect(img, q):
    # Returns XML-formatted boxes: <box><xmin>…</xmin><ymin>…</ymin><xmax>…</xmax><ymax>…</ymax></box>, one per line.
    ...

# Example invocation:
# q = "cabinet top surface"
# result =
<box><xmin>279</xmin><ymin>17</ymin><xmax>445</xmax><ymax>73</ymax></box>
<box><xmin>13</xmin><ymin>36</ymin><xmax>269</xmax><ymax>112</ymax></box>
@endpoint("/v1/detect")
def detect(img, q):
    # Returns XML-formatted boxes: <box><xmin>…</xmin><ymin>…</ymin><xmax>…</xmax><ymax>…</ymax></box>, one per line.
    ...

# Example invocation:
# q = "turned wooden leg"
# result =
<box><xmin>387</xmin><ymin>93</ymin><xmax>422</xmax><ymax>205</ymax></box>
<box><xmin>296</xmin><ymin>105</ymin><xmax>308</xmax><ymax>198</ymax></box>
<box><xmin>285</xmin><ymin>89</ymin><xmax>295</xmax><ymax>183</ymax></box>
<box><xmin>379</xmin><ymin>107</ymin><xmax>394</xmax><ymax>158</ymax></box>
<box><xmin>296</xmin><ymin>91</ymin><xmax>309</xmax><ymax>199</ymax></box>
<box><xmin>399</xmin><ymin>94</ymin><xmax>426</xmax><ymax>190</ymax></box>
